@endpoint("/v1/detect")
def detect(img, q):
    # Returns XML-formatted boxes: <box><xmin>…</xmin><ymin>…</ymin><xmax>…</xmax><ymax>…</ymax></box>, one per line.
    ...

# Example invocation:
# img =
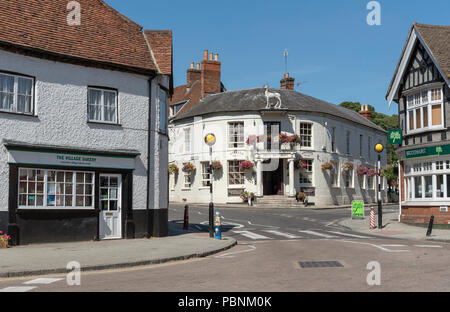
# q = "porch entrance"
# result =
<box><xmin>263</xmin><ymin>159</ymin><xmax>284</xmax><ymax>196</ymax></box>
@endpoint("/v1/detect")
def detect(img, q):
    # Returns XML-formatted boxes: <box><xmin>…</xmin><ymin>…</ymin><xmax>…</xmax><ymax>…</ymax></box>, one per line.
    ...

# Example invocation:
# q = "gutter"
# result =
<box><xmin>147</xmin><ymin>74</ymin><xmax>156</xmax><ymax>238</ymax></box>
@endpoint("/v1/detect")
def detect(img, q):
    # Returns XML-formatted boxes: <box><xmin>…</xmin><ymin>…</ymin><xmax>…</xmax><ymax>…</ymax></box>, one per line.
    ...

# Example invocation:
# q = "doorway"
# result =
<box><xmin>263</xmin><ymin>159</ymin><xmax>284</xmax><ymax>195</ymax></box>
<box><xmin>99</xmin><ymin>174</ymin><xmax>122</xmax><ymax>240</ymax></box>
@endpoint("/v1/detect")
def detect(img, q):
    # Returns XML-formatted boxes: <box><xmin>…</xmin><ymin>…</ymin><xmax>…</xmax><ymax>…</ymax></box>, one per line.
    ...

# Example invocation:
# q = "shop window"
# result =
<box><xmin>414</xmin><ymin>176</ymin><xmax>422</xmax><ymax>199</ymax></box>
<box><xmin>424</xmin><ymin>175</ymin><xmax>433</xmax><ymax>198</ymax></box>
<box><xmin>436</xmin><ymin>175</ymin><xmax>444</xmax><ymax>198</ymax></box>
<box><xmin>88</xmin><ymin>87</ymin><xmax>118</xmax><ymax>124</ymax></box>
<box><xmin>228</xmin><ymin>161</ymin><xmax>244</xmax><ymax>185</ymax></box>
<box><xmin>19</xmin><ymin>169</ymin><xmax>94</xmax><ymax>208</ymax></box>
<box><xmin>299</xmin><ymin>159</ymin><xmax>313</xmax><ymax>184</ymax></box>
<box><xmin>0</xmin><ymin>72</ymin><xmax>34</xmax><ymax>115</ymax></box>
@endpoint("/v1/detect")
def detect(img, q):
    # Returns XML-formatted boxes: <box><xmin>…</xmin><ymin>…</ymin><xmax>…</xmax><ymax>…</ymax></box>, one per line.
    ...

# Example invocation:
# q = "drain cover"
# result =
<box><xmin>299</xmin><ymin>261</ymin><xmax>343</xmax><ymax>268</ymax></box>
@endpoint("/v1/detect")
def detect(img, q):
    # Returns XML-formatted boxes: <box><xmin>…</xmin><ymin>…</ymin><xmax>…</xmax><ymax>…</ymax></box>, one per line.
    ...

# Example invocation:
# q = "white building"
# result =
<box><xmin>169</xmin><ymin>78</ymin><xmax>387</xmax><ymax>206</ymax></box>
<box><xmin>0</xmin><ymin>0</ymin><xmax>172</xmax><ymax>245</ymax></box>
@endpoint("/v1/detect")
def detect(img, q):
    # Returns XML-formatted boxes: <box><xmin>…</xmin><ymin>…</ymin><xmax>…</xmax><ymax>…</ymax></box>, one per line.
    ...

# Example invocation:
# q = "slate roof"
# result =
<box><xmin>386</xmin><ymin>23</ymin><xmax>450</xmax><ymax>98</ymax></box>
<box><xmin>0</xmin><ymin>0</ymin><xmax>172</xmax><ymax>75</ymax></box>
<box><xmin>173</xmin><ymin>87</ymin><xmax>386</xmax><ymax>133</ymax></box>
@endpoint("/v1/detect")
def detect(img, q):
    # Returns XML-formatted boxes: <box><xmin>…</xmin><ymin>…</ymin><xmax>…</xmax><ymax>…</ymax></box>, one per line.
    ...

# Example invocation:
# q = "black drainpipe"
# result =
<box><xmin>147</xmin><ymin>74</ymin><xmax>156</xmax><ymax>238</ymax></box>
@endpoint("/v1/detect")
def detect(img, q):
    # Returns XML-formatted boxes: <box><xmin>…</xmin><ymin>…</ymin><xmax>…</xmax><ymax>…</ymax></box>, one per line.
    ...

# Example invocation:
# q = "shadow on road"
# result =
<box><xmin>167</xmin><ymin>220</ymin><xmax>238</xmax><ymax>237</ymax></box>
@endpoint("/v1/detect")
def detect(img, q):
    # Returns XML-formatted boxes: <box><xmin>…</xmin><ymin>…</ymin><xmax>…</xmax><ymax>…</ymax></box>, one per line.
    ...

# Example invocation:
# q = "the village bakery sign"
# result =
<box><xmin>7</xmin><ymin>149</ymin><xmax>135</xmax><ymax>170</ymax></box>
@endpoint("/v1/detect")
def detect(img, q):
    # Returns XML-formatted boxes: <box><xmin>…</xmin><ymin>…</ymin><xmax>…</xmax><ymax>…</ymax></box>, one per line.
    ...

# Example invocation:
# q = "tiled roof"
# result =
<box><xmin>414</xmin><ymin>23</ymin><xmax>450</xmax><ymax>79</ymax></box>
<box><xmin>386</xmin><ymin>23</ymin><xmax>450</xmax><ymax>98</ymax></box>
<box><xmin>0</xmin><ymin>0</ymin><xmax>172</xmax><ymax>75</ymax></box>
<box><xmin>173</xmin><ymin>87</ymin><xmax>386</xmax><ymax>133</ymax></box>
<box><xmin>169</xmin><ymin>81</ymin><xmax>202</xmax><ymax>116</ymax></box>
<box><xmin>144</xmin><ymin>30</ymin><xmax>173</xmax><ymax>76</ymax></box>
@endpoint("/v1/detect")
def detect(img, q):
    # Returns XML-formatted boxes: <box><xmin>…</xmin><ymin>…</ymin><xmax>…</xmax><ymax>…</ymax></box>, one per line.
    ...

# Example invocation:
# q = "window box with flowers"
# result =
<box><xmin>239</xmin><ymin>161</ymin><xmax>254</xmax><ymax>171</ymax></box>
<box><xmin>279</xmin><ymin>133</ymin><xmax>301</xmax><ymax>150</ymax></box>
<box><xmin>168</xmin><ymin>164</ymin><xmax>179</xmax><ymax>174</ymax></box>
<box><xmin>0</xmin><ymin>231</ymin><xmax>11</xmax><ymax>248</ymax></box>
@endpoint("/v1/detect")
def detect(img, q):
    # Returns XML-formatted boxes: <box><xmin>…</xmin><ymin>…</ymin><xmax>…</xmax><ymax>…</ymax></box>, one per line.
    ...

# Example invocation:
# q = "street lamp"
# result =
<box><xmin>374</xmin><ymin>143</ymin><xmax>384</xmax><ymax>229</ymax></box>
<box><xmin>205</xmin><ymin>133</ymin><xmax>216</xmax><ymax>238</ymax></box>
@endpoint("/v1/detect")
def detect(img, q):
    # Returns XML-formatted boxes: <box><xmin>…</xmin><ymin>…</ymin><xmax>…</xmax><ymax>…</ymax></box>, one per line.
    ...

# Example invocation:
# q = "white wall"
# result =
<box><xmin>169</xmin><ymin>111</ymin><xmax>387</xmax><ymax>206</ymax></box>
<box><xmin>0</xmin><ymin>49</ymin><xmax>167</xmax><ymax>213</ymax></box>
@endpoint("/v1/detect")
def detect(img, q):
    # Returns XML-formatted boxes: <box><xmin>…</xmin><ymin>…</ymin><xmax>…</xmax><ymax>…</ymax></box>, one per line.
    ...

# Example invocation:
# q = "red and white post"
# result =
<box><xmin>370</xmin><ymin>207</ymin><xmax>376</xmax><ymax>229</ymax></box>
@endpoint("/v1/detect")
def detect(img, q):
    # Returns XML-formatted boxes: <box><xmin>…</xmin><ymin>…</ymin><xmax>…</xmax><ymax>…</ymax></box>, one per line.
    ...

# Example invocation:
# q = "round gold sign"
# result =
<box><xmin>375</xmin><ymin>143</ymin><xmax>384</xmax><ymax>153</ymax></box>
<box><xmin>205</xmin><ymin>133</ymin><xmax>216</xmax><ymax>146</ymax></box>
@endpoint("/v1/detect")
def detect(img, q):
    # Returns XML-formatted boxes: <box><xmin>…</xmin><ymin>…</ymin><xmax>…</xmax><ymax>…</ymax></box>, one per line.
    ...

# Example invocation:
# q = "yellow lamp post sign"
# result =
<box><xmin>205</xmin><ymin>133</ymin><xmax>216</xmax><ymax>146</ymax></box>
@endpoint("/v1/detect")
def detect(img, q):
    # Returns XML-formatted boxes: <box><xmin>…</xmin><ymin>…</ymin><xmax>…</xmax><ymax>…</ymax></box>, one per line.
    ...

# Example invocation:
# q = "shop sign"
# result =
<box><xmin>8</xmin><ymin>149</ymin><xmax>136</xmax><ymax>170</ymax></box>
<box><xmin>351</xmin><ymin>201</ymin><xmax>364</xmax><ymax>219</ymax></box>
<box><xmin>405</xmin><ymin>144</ymin><xmax>450</xmax><ymax>159</ymax></box>
<box><xmin>388</xmin><ymin>130</ymin><xmax>402</xmax><ymax>145</ymax></box>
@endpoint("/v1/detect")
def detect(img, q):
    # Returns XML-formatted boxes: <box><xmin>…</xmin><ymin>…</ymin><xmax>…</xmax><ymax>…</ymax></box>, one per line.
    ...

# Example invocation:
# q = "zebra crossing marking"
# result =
<box><xmin>325</xmin><ymin>231</ymin><xmax>371</xmax><ymax>239</ymax></box>
<box><xmin>297</xmin><ymin>230</ymin><xmax>338</xmax><ymax>239</ymax></box>
<box><xmin>232</xmin><ymin>230</ymin><xmax>272</xmax><ymax>240</ymax></box>
<box><xmin>263</xmin><ymin>230</ymin><xmax>302</xmax><ymax>239</ymax></box>
<box><xmin>0</xmin><ymin>286</ymin><xmax>37</xmax><ymax>292</ymax></box>
<box><xmin>23</xmin><ymin>278</ymin><xmax>64</xmax><ymax>285</ymax></box>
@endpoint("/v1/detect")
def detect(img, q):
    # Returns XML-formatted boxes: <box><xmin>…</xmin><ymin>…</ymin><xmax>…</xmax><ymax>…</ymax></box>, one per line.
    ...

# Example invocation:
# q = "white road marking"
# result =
<box><xmin>23</xmin><ymin>278</ymin><xmax>64</xmax><ymax>285</ymax></box>
<box><xmin>338</xmin><ymin>240</ymin><xmax>410</xmax><ymax>253</ymax></box>
<box><xmin>326</xmin><ymin>231</ymin><xmax>371</xmax><ymax>239</ymax></box>
<box><xmin>214</xmin><ymin>245</ymin><xmax>257</xmax><ymax>258</ymax></box>
<box><xmin>0</xmin><ymin>286</ymin><xmax>37</xmax><ymax>292</ymax></box>
<box><xmin>263</xmin><ymin>230</ymin><xmax>302</xmax><ymax>239</ymax></box>
<box><xmin>379</xmin><ymin>244</ymin><xmax>407</xmax><ymax>247</ymax></box>
<box><xmin>297</xmin><ymin>230</ymin><xmax>338</xmax><ymax>239</ymax></box>
<box><xmin>414</xmin><ymin>245</ymin><xmax>442</xmax><ymax>248</ymax></box>
<box><xmin>232</xmin><ymin>230</ymin><xmax>272</xmax><ymax>240</ymax></box>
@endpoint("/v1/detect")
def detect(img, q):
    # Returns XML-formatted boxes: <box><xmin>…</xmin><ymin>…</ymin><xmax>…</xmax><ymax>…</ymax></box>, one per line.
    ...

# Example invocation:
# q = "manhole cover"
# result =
<box><xmin>299</xmin><ymin>261</ymin><xmax>343</xmax><ymax>268</ymax></box>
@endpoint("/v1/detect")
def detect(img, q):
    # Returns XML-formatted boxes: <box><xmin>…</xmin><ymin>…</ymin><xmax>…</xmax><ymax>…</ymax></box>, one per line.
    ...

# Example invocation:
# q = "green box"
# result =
<box><xmin>388</xmin><ymin>129</ymin><xmax>402</xmax><ymax>145</ymax></box>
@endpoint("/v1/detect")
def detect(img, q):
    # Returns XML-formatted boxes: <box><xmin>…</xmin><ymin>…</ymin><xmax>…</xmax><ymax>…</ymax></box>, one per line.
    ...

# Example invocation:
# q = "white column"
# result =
<box><xmin>289</xmin><ymin>158</ymin><xmax>295</xmax><ymax>197</ymax></box>
<box><xmin>256</xmin><ymin>159</ymin><xmax>263</xmax><ymax>197</ymax></box>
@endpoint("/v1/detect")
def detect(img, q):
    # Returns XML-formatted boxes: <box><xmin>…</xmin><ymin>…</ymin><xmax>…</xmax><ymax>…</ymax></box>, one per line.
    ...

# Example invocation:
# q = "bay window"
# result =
<box><xmin>405</xmin><ymin>160</ymin><xmax>450</xmax><ymax>201</ymax></box>
<box><xmin>406</xmin><ymin>87</ymin><xmax>443</xmax><ymax>133</ymax></box>
<box><xmin>88</xmin><ymin>87</ymin><xmax>118</xmax><ymax>123</ymax></box>
<box><xmin>0</xmin><ymin>72</ymin><xmax>34</xmax><ymax>115</ymax></box>
<box><xmin>19</xmin><ymin>168</ymin><xmax>94</xmax><ymax>209</ymax></box>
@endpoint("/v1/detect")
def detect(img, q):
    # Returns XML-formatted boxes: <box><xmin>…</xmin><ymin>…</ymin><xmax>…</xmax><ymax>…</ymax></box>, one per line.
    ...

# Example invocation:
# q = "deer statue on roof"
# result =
<box><xmin>264</xmin><ymin>85</ymin><xmax>282</xmax><ymax>109</ymax></box>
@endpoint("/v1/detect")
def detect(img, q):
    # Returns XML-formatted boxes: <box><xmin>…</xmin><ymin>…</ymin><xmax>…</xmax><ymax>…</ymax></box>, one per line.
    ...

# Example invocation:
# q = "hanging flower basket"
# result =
<box><xmin>279</xmin><ymin>133</ymin><xmax>289</xmax><ymax>144</ymax></box>
<box><xmin>240</xmin><ymin>161</ymin><xmax>254</xmax><ymax>171</ymax></box>
<box><xmin>288</xmin><ymin>134</ymin><xmax>301</xmax><ymax>145</ymax></box>
<box><xmin>182</xmin><ymin>163</ymin><xmax>195</xmax><ymax>173</ymax></box>
<box><xmin>367</xmin><ymin>169</ymin><xmax>376</xmax><ymax>177</ymax></box>
<box><xmin>211</xmin><ymin>161</ymin><xmax>223</xmax><ymax>171</ymax></box>
<box><xmin>321</xmin><ymin>162</ymin><xmax>333</xmax><ymax>171</ymax></box>
<box><xmin>246</xmin><ymin>135</ymin><xmax>259</xmax><ymax>145</ymax></box>
<box><xmin>168</xmin><ymin>164</ymin><xmax>179</xmax><ymax>174</ymax></box>
<box><xmin>356</xmin><ymin>165</ymin><xmax>369</xmax><ymax>176</ymax></box>
<box><xmin>0</xmin><ymin>231</ymin><xmax>11</xmax><ymax>249</ymax></box>
<box><xmin>297</xmin><ymin>160</ymin><xmax>309</xmax><ymax>170</ymax></box>
<box><xmin>342</xmin><ymin>162</ymin><xmax>354</xmax><ymax>174</ymax></box>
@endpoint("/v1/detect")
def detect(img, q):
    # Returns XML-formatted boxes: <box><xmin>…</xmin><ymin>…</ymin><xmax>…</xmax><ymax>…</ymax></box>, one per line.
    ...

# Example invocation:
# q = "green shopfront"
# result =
<box><xmin>4</xmin><ymin>142</ymin><xmax>140</xmax><ymax>245</ymax></box>
<box><xmin>400</xmin><ymin>143</ymin><xmax>450</xmax><ymax>224</ymax></box>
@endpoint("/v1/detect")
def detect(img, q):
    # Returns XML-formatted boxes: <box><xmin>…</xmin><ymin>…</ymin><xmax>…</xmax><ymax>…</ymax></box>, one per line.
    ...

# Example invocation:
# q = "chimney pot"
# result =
<box><xmin>190</xmin><ymin>62</ymin><xmax>194</xmax><ymax>69</ymax></box>
<box><xmin>196</xmin><ymin>63</ymin><xmax>200</xmax><ymax>70</ymax></box>
<box><xmin>204</xmin><ymin>50</ymin><xmax>208</xmax><ymax>60</ymax></box>
<box><xmin>214</xmin><ymin>53</ymin><xmax>219</xmax><ymax>61</ymax></box>
<box><xmin>209</xmin><ymin>53</ymin><xmax>213</xmax><ymax>61</ymax></box>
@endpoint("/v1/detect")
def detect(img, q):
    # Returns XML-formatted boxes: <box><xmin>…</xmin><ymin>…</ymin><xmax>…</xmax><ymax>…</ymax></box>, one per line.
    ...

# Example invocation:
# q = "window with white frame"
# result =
<box><xmin>406</xmin><ymin>87</ymin><xmax>443</xmax><ymax>133</ymax></box>
<box><xmin>183</xmin><ymin>164</ymin><xmax>192</xmax><ymax>189</ymax></box>
<box><xmin>300</xmin><ymin>123</ymin><xmax>312</xmax><ymax>148</ymax></box>
<box><xmin>88</xmin><ymin>87</ymin><xmax>118</xmax><ymax>123</ymax></box>
<box><xmin>228</xmin><ymin>122</ymin><xmax>245</xmax><ymax>149</ymax></box>
<box><xmin>404</xmin><ymin>160</ymin><xmax>450</xmax><ymax>201</ymax></box>
<box><xmin>330</xmin><ymin>161</ymin><xmax>339</xmax><ymax>187</ymax></box>
<box><xmin>201</xmin><ymin>162</ymin><xmax>211</xmax><ymax>187</ymax></box>
<box><xmin>159</xmin><ymin>88</ymin><xmax>168</xmax><ymax>134</ymax></box>
<box><xmin>0</xmin><ymin>72</ymin><xmax>34</xmax><ymax>115</ymax></box>
<box><xmin>299</xmin><ymin>159</ymin><xmax>313</xmax><ymax>184</ymax></box>
<box><xmin>184</xmin><ymin>128</ymin><xmax>191</xmax><ymax>153</ymax></box>
<box><xmin>18</xmin><ymin>169</ymin><xmax>94</xmax><ymax>208</ymax></box>
<box><xmin>228</xmin><ymin>161</ymin><xmax>244</xmax><ymax>185</ymax></box>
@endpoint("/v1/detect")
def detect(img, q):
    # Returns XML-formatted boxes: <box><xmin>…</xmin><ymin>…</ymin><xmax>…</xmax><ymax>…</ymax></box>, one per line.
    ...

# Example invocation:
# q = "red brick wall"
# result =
<box><xmin>401</xmin><ymin>205</ymin><xmax>450</xmax><ymax>224</ymax></box>
<box><xmin>201</xmin><ymin>60</ymin><xmax>221</xmax><ymax>98</ymax></box>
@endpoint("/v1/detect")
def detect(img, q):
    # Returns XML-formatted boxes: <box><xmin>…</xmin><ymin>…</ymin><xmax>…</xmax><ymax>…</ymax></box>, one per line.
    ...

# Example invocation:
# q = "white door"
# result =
<box><xmin>99</xmin><ymin>174</ymin><xmax>122</xmax><ymax>240</ymax></box>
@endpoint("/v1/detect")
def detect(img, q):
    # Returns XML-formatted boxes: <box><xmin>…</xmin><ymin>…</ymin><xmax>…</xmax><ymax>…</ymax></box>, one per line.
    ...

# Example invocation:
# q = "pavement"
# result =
<box><xmin>339</xmin><ymin>212</ymin><xmax>450</xmax><ymax>242</ymax></box>
<box><xmin>0</xmin><ymin>225</ymin><xmax>236</xmax><ymax>278</ymax></box>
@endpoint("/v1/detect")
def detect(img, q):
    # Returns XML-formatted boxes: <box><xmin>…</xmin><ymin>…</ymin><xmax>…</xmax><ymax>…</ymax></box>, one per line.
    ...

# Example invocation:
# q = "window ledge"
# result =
<box><xmin>0</xmin><ymin>110</ymin><xmax>36</xmax><ymax>118</ymax></box>
<box><xmin>88</xmin><ymin>121</ymin><xmax>122</xmax><ymax>127</ymax></box>
<box><xmin>198</xmin><ymin>186</ymin><xmax>211</xmax><ymax>190</ymax></box>
<box><xmin>181</xmin><ymin>188</ymin><xmax>192</xmax><ymax>191</ymax></box>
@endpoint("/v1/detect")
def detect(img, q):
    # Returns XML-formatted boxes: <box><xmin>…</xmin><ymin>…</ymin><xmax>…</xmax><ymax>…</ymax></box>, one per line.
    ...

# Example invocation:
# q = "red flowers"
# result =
<box><xmin>239</xmin><ymin>161</ymin><xmax>254</xmax><ymax>170</ymax></box>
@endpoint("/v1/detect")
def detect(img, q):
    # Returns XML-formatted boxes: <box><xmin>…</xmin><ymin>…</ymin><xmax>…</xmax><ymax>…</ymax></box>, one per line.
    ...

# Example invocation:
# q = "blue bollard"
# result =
<box><xmin>214</xmin><ymin>211</ymin><xmax>222</xmax><ymax>240</ymax></box>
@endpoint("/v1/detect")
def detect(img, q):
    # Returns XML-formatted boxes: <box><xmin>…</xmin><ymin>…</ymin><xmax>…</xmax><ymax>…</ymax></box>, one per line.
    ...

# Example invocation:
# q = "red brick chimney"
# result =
<box><xmin>359</xmin><ymin>104</ymin><xmax>372</xmax><ymax>121</ymax></box>
<box><xmin>187</xmin><ymin>62</ymin><xmax>201</xmax><ymax>89</ymax></box>
<box><xmin>280</xmin><ymin>73</ymin><xmax>295</xmax><ymax>90</ymax></box>
<box><xmin>201</xmin><ymin>49</ymin><xmax>221</xmax><ymax>98</ymax></box>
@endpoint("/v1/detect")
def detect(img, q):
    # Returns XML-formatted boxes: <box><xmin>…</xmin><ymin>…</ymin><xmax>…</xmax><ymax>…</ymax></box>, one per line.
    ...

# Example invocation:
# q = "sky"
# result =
<box><xmin>105</xmin><ymin>0</ymin><xmax>450</xmax><ymax>116</ymax></box>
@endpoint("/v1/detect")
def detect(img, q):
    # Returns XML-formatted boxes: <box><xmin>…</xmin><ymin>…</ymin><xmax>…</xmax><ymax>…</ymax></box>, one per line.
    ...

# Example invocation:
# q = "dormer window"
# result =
<box><xmin>0</xmin><ymin>72</ymin><xmax>34</xmax><ymax>115</ymax></box>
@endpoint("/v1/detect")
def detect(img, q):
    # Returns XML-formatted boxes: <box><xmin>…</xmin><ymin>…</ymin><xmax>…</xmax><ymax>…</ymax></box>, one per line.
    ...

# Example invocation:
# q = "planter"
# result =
<box><xmin>0</xmin><ymin>240</ymin><xmax>8</xmax><ymax>249</ymax></box>
<box><xmin>239</xmin><ymin>161</ymin><xmax>254</xmax><ymax>171</ymax></box>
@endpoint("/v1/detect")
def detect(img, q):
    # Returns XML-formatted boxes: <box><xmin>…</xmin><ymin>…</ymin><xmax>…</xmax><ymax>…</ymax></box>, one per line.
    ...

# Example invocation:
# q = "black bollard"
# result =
<box><xmin>426</xmin><ymin>215</ymin><xmax>434</xmax><ymax>237</ymax></box>
<box><xmin>209</xmin><ymin>202</ymin><xmax>214</xmax><ymax>238</ymax></box>
<box><xmin>183</xmin><ymin>205</ymin><xmax>189</xmax><ymax>230</ymax></box>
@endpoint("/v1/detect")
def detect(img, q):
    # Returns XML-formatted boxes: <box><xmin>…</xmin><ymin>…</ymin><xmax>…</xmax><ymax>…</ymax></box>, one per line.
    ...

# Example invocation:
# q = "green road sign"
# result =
<box><xmin>388</xmin><ymin>129</ymin><xmax>402</xmax><ymax>145</ymax></box>
<box><xmin>351</xmin><ymin>201</ymin><xmax>364</xmax><ymax>219</ymax></box>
